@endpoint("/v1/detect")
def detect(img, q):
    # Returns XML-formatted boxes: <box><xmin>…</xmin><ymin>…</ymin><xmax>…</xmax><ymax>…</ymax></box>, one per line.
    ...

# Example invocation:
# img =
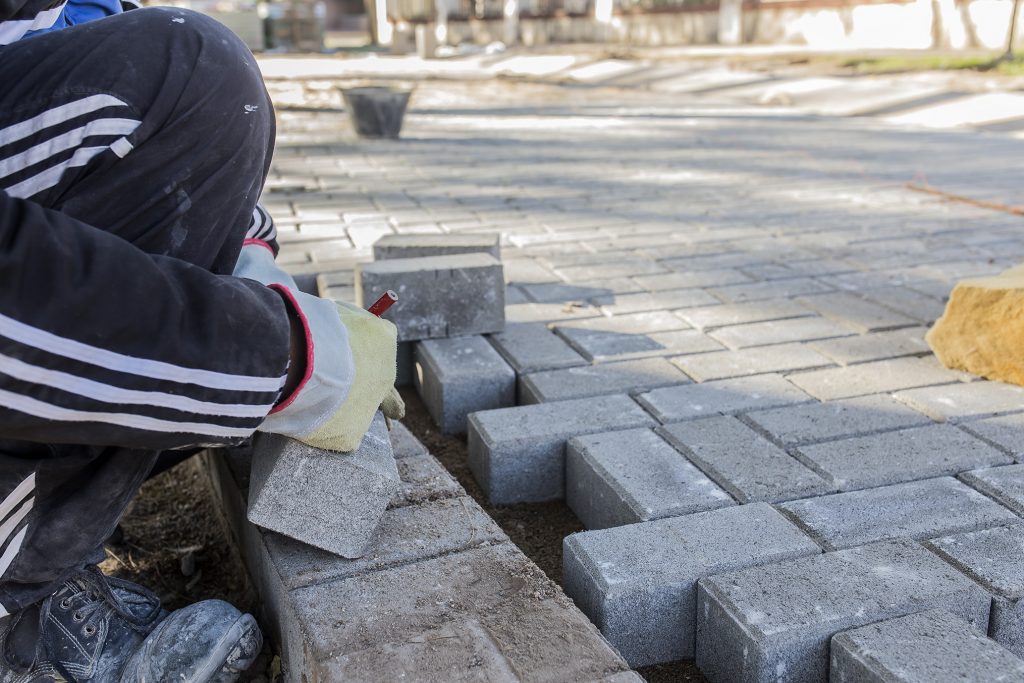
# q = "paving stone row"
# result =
<box><xmin>204</xmin><ymin>422</ymin><xmax>632</xmax><ymax>682</ymax></box>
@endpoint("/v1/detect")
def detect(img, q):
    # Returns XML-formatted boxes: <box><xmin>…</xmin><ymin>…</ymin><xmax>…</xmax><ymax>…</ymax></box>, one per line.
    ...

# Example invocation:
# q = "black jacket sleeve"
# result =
<box><xmin>0</xmin><ymin>191</ymin><xmax>291</xmax><ymax>450</ymax></box>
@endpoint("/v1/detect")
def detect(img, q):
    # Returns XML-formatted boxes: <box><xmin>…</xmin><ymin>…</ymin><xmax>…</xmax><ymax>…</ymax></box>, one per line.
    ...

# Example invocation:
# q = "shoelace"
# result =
<box><xmin>49</xmin><ymin>566</ymin><xmax>161</xmax><ymax>638</ymax></box>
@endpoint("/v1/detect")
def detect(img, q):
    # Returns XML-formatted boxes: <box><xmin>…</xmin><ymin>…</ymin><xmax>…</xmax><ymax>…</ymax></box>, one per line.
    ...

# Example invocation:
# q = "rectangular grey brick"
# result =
<box><xmin>563</xmin><ymin>503</ymin><xmax>820</xmax><ymax>667</ymax></box>
<box><xmin>830</xmin><ymin>609</ymin><xmax>1024</xmax><ymax>683</ymax></box>
<box><xmin>356</xmin><ymin>253</ymin><xmax>504</xmax><ymax>341</ymax></box>
<box><xmin>858</xmin><ymin>286</ymin><xmax>947</xmax><ymax>324</ymax></box>
<box><xmin>746</xmin><ymin>394</ymin><xmax>931</xmax><ymax>447</ymax></box>
<box><xmin>372</xmin><ymin>233</ymin><xmax>500</xmax><ymax>260</ymax></box>
<box><xmin>248</xmin><ymin>414</ymin><xmax>400</xmax><ymax>558</ymax></box>
<box><xmin>632</xmin><ymin>268</ymin><xmax>752</xmax><ymax>291</ymax></box>
<box><xmin>808</xmin><ymin>327</ymin><xmax>930</xmax><ymax>365</ymax></box>
<box><xmin>520</xmin><ymin>282</ymin><xmax>621</xmax><ymax>304</ymax></box>
<box><xmin>594</xmin><ymin>288</ymin><xmax>721</xmax><ymax>316</ymax></box>
<box><xmin>709</xmin><ymin>317</ymin><xmax>855</xmax><ymax>350</ymax></box>
<box><xmin>676</xmin><ymin>299</ymin><xmax>813</xmax><ymax>332</ymax></box>
<box><xmin>414</xmin><ymin>336</ymin><xmax>515</xmax><ymax>434</ymax></box>
<box><xmin>468</xmin><ymin>395</ymin><xmax>657</xmax><ymax>504</ymax></box>
<box><xmin>671</xmin><ymin>343</ymin><xmax>833</xmax><ymax>382</ymax></box>
<box><xmin>555</xmin><ymin>259</ymin><xmax>668</xmax><ymax>281</ymax></box>
<box><xmin>638</xmin><ymin>373</ymin><xmax>812</xmax><ymax>423</ymax></box>
<box><xmin>696</xmin><ymin>540</ymin><xmax>991</xmax><ymax>683</ymax></box>
<box><xmin>960</xmin><ymin>464</ymin><xmax>1024</xmax><ymax>516</ymax></box>
<box><xmin>504</xmin><ymin>302</ymin><xmax>603</xmax><ymax>325</ymax></box>
<box><xmin>778</xmin><ymin>477</ymin><xmax>1018</xmax><ymax>551</ymax></box>
<box><xmin>708</xmin><ymin>277</ymin><xmax>833</xmax><ymax>303</ymax></box>
<box><xmin>289</xmin><ymin>544</ymin><xmax>630</xmax><ymax>682</ymax></box>
<box><xmin>659</xmin><ymin>416</ymin><xmax>834</xmax><ymax>503</ymax></box>
<box><xmin>553</xmin><ymin>311</ymin><xmax>691</xmax><ymax>361</ymax></box>
<box><xmin>521</xmin><ymin>357</ymin><xmax>690</xmax><ymax>404</ymax></box>
<box><xmin>962</xmin><ymin>414</ymin><xmax>1024</xmax><ymax>460</ymax></box>
<box><xmin>795</xmin><ymin>291</ymin><xmax>918</xmax><ymax>334</ymax></box>
<box><xmin>794</xmin><ymin>424</ymin><xmax>1012</xmax><ymax>491</ymax></box>
<box><xmin>927</xmin><ymin>524</ymin><xmax>1024</xmax><ymax>658</ymax></box>
<box><xmin>789</xmin><ymin>357</ymin><xmax>963</xmax><ymax>401</ymax></box>
<box><xmin>263</xmin><ymin>496</ymin><xmax>507</xmax><ymax>590</ymax></box>
<box><xmin>565</xmin><ymin>428</ymin><xmax>733</xmax><ymax>529</ymax></box>
<box><xmin>487</xmin><ymin>322</ymin><xmax>587</xmax><ymax>374</ymax></box>
<box><xmin>896</xmin><ymin>381</ymin><xmax>1024</xmax><ymax>423</ymax></box>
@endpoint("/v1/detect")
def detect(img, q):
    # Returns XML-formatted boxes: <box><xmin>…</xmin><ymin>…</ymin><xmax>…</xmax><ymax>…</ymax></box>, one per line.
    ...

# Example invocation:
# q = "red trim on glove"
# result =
<box><xmin>268</xmin><ymin>284</ymin><xmax>314</xmax><ymax>414</ymax></box>
<box><xmin>243</xmin><ymin>238</ymin><xmax>275</xmax><ymax>255</ymax></box>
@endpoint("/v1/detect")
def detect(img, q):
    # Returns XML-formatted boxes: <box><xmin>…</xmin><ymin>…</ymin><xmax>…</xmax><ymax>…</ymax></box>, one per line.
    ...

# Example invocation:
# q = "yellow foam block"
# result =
<box><xmin>926</xmin><ymin>267</ymin><xmax>1024</xmax><ymax>385</ymax></box>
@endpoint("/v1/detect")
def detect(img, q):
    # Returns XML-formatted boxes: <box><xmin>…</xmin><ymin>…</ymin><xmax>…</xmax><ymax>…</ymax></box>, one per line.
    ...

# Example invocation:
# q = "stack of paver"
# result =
<box><xmin>203</xmin><ymin>417</ymin><xmax>637</xmax><ymax>682</ymax></box>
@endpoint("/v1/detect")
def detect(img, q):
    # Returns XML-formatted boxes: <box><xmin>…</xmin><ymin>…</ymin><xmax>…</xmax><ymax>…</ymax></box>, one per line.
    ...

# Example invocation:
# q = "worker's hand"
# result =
<box><xmin>233</xmin><ymin>242</ymin><xmax>399</xmax><ymax>452</ymax></box>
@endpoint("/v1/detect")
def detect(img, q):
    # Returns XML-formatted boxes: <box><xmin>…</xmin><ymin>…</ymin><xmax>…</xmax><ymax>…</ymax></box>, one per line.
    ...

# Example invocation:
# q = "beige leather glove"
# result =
<box><xmin>233</xmin><ymin>242</ymin><xmax>401</xmax><ymax>452</ymax></box>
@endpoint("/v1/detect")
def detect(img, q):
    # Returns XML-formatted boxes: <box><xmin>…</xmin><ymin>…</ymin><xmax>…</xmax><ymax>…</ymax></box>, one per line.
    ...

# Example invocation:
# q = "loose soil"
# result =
<box><xmin>100</xmin><ymin>460</ymin><xmax>277</xmax><ymax>682</ymax></box>
<box><xmin>104</xmin><ymin>388</ymin><xmax>704</xmax><ymax>682</ymax></box>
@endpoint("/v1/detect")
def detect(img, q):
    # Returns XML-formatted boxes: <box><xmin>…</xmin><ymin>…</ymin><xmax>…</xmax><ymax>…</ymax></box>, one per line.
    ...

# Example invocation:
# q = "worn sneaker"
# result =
<box><xmin>0</xmin><ymin>567</ymin><xmax>261</xmax><ymax>683</ymax></box>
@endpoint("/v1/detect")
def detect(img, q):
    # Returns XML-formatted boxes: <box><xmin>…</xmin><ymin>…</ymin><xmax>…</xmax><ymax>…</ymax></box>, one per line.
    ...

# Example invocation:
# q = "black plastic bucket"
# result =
<box><xmin>340</xmin><ymin>87</ymin><xmax>412</xmax><ymax>139</ymax></box>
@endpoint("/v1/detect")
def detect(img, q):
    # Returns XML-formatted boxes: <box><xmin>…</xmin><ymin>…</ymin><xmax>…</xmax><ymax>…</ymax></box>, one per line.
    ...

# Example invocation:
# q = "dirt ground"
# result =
<box><xmin>100</xmin><ymin>460</ymin><xmax>277</xmax><ymax>682</ymax></box>
<box><xmin>105</xmin><ymin>389</ymin><xmax>704</xmax><ymax>682</ymax></box>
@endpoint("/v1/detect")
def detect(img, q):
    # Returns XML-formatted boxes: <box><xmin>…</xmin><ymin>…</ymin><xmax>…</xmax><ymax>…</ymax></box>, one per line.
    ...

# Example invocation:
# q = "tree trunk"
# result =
<box><xmin>1007</xmin><ymin>0</ymin><xmax>1022</xmax><ymax>58</ymax></box>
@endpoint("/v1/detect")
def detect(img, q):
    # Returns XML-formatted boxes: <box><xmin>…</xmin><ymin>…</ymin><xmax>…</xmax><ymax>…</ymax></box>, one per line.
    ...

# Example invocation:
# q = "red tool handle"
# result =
<box><xmin>368</xmin><ymin>290</ymin><xmax>398</xmax><ymax>317</ymax></box>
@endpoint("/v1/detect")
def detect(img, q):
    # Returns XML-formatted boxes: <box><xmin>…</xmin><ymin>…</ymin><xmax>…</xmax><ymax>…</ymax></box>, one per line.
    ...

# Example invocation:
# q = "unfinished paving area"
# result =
<box><xmin>229</xmin><ymin>69</ymin><xmax>1024</xmax><ymax>681</ymax></box>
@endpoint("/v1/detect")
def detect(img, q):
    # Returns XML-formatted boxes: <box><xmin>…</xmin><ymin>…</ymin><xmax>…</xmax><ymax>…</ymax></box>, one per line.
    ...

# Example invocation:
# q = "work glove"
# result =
<box><xmin>233</xmin><ymin>241</ymin><xmax>404</xmax><ymax>452</ymax></box>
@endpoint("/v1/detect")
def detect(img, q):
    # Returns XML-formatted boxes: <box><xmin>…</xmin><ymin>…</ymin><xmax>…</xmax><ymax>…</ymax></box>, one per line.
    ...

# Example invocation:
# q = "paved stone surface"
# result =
<box><xmin>788</xmin><ymin>357</ymin><xmax>964</xmax><ymax>401</ymax></box>
<box><xmin>671</xmin><ymin>343</ymin><xmax>833</xmax><ymax>382</ymax></box>
<box><xmin>660</xmin><ymin>416</ymin><xmax>834</xmax><ymax>503</ymax></box>
<box><xmin>373</xmin><ymin>233</ymin><xmax>500</xmax><ymax>260</ymax></box>
<box><xmin>809</xmin><ymin>327</ymin><xmax>931</xmax><ymax>366</ymax></box>
<box><xmin>247</xmin><ymin>414</ymin><xmax>400</xmax><ymax>558</ymax></box>
<box><xmin>676</xmin><ymin>299</ymin><xmax>813</xmax><ymax>332</ymax></box>
<box><xmin>928</xmin><ymin>525</ymin><xmax>1024</xmax><ymax>658</ymax></box>
<box><xmin>638</xmin><ymin>374</ymin><xmax>812</xmax><ymax>423</ymax></box>
<box><xmin>563</xmin><ymin>503</ymin><xmax>820</xmax><ymax>667</ymax></box>
<box><xmin>521</xmin><ymin>357</ymin><xmax>689</xmax><ymax>404</ymax></box>
<box><xmin>745</xmin><ymin>394</ymin><xmax>932</xmax><ymax>448</ymax></box>
<box><xmin>487</xmin><ymin>322</ymin><xmax>587</xmax><ymax>374</ymax></box>
<box><xmin>959</xmin><ymin>464</ymin><xmax>1024</xmax><ymax>516</ymax></box>
<box><xmin>777</xmin><ymin>476</ymin><xmax>1018</xmax><ymax>550</ymax></box>
<box><xmin>830</xmin><ymin>609</ymin><xmax>1024</xmax><ymax>683</ymax></box>
<box><xmin>565</xmin><ymin>428</ymin><xmax>733</xmax><ymax>529</ymax></box>
<box><xmin>895</xmin><ymin>381</ymin><xmax>1024</xmax><ymax>422</ymax></box>
<box><xmin>961</xmin><ymin>414</ymin><xmax>1024</xmax><ymax>460</ymax></box>
<box><xmin>256</xmin><ymin>72</ymin><xmax>1024</xmax><ymax>680</ymax></box>
<box><xmin>795</xmin><ymin>291</ymin><xmax>918</xmax><ymax>334</ymax></box>
<box><xmin>696</xmin><ymin>540</ymin><xmax>991</xmax><ymax>683</ymax></box>
<box><xmin>356</xmin><ymin>254</ymin><xmax>505</xmax><ymax>341</ymax></box>
<box><xmin>414</xmin><ymin>336</ymin><xmax>516</xmax><ymax>434</ymax></box>
<box><xmin>793</xmin><ymin>423</ymin><xmax>1012</xmax><ymax>491</ymax></box>
<box><xmin>468</xmin><ymin>394</ymin><xmax>657</xmax><ymax>503</ymax></box>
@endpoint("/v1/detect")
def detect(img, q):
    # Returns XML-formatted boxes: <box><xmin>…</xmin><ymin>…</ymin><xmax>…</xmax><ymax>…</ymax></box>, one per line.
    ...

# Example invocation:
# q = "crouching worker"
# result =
<box><xmin>0</xmin><ymin>2</ymin><xmax>402</xmax><ymax>680</ymax></box>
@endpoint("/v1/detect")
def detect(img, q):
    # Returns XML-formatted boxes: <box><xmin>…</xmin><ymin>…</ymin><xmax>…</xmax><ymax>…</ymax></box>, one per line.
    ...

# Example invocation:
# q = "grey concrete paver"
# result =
<box><xmin>639</xmin><ymin>373</ymin><xmax>813</xmax><ymax>423</ymax></box>
<box><xmin>793</xmin><ymin>423</ymin><xmax>1012</xmax><ymax>491</ymax></box>
<box><xmin>778</xmin><ymin>476</ymin><xmax>1019</xmax><ymax>550</ymax></box>
<box><xmin>830</xmin><ymin>609</ymin><xmax>1024</xmax><ymax>683</ymax></box>
<box><xmin>789</xmin><ymin>357</ymin><xmax>964</xmax><ymax>400</ymax></box>
<box><xmin>563</xmin><ymin>503</ymin><xmax>819</xmax><ymax>666</ymax></box>
<box><xmin>745</xmin><ymin>394</ymin><xmax>932</xmax><ymax>448</ymax></box>
<box><xmin>660</xmin><ymin>415</ymin><xmax>834</xmax><ymax>503</ymax></box>
<box><xmin>696</xmin><ymin>540</ymin><xmax>991</xmax><ymax>683</ymax></box>
<box><xmin>671</xmin><ymin>342</ymin><xmax>833</xmax><ymax>382</ymax></box>
<box><xmin>808</xmin><ymin>327</ymin><xmax>930</xmax><ymax>366</ymax></box>
<box><xmin>927</xmin><ymin>524</ymin><xmax>1024</xmax><ymax>658</ymax></box>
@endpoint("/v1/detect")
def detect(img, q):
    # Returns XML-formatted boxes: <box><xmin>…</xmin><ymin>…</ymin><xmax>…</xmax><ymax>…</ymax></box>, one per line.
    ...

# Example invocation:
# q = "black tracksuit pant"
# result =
<box><xmin>0</xmin><ymin>7</ymin><xmax>286</xmax><ymax>614</ymax></box>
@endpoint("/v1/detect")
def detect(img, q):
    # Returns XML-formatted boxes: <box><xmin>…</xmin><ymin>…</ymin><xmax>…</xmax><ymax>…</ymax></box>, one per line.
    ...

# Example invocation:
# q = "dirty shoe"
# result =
<box><xmin>0</xmin><ymin>567</ymin><xmax>260</xmax><ymax>683</ymax></box>
<box><xmin>120</xmin><ymin>599</ymin><xmax>261</xmax><ymax>683</ymax></box>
